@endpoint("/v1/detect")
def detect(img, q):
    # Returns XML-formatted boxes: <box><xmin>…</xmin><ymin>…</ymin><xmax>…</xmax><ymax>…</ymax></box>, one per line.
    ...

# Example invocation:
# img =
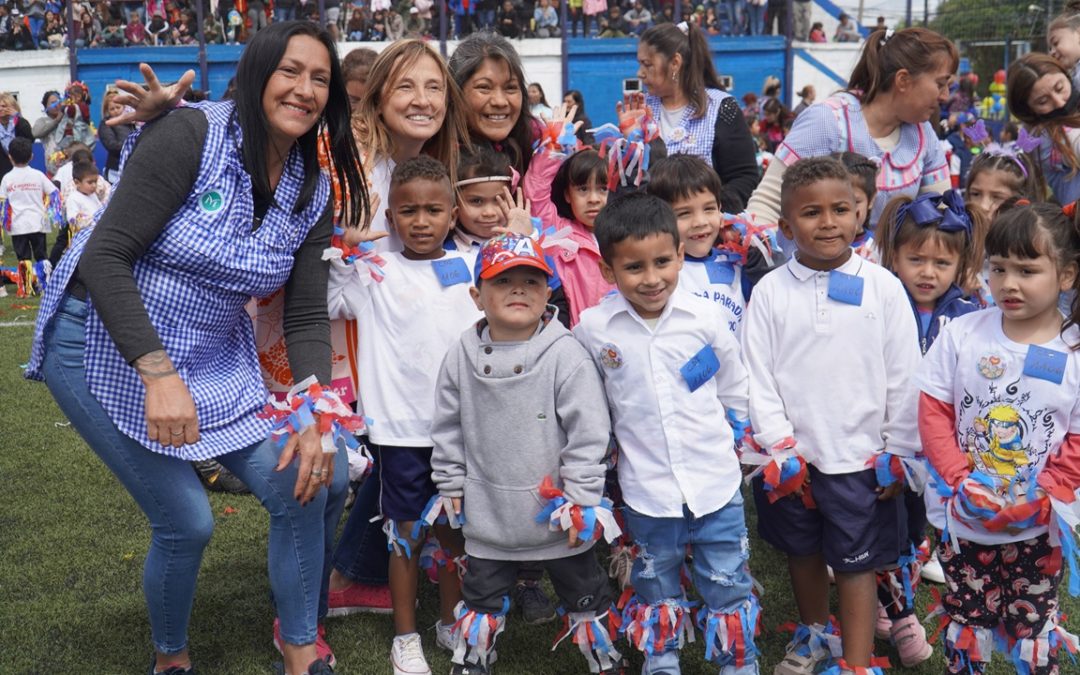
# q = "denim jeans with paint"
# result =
<box><xmin>41</xmin><ymin>294</ymin><xmax>348</xmax><ymax>652</ymax></box>
<box><xmin>623</xmin><ymin>490</ymin><xmax>755</xmax><ymax>672</ymax></box>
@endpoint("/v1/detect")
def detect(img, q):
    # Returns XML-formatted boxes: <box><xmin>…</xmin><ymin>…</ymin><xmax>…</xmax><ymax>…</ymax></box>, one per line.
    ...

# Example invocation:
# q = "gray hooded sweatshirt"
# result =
<box><xmin>430</xmin><ymin>315</ymin><xmax>611</xmax><ymax>562</ymax></box>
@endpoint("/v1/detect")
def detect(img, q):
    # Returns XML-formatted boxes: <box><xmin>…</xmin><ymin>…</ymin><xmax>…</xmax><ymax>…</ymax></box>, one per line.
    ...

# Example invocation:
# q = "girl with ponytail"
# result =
<box><xmin>633</xmin><ymin>21</ymin><xmax>760</xmax><ymax>211</ymax></box>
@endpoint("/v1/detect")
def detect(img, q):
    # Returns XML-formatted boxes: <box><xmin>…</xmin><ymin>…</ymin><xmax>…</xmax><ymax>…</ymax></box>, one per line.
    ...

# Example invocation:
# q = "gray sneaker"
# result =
<box><xmin>513</xmin><ymin>581</ymin><xmax>556</xmax><ymax>625</ymax></box>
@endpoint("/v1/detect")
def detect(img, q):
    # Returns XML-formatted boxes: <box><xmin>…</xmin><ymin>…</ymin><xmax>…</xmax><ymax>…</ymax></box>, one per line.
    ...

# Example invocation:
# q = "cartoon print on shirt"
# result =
<box><xmin>958</xmin><ymin>381</ymin><xmax>1054</xmax><ymax>486</ymax></box>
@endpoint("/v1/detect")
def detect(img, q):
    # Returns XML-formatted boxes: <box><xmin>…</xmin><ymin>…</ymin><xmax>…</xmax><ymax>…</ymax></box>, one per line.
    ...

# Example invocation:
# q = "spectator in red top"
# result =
<box><xmin>124</xmin><ymin>10</ymin><xmax>147</xmax><ymax>44</ymax></box>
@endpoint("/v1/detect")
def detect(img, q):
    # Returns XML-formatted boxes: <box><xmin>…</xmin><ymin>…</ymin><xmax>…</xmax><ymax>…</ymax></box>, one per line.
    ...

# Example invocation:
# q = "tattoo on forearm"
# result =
<box><xmin>135</xmin><ymin>350</ymin><xmax>177</xmax><ymax>379</ymax></box>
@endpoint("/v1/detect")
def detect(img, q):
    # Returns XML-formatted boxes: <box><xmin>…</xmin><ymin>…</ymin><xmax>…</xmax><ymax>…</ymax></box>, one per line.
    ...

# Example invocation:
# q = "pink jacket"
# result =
<box><xmin>524</xmin><ymin>150</ymin><xmax>614</xmax><ymax>327</ymax></box>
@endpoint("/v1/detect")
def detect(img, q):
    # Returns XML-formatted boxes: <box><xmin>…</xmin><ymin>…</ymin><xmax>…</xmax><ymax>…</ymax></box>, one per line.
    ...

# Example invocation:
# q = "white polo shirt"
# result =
<box><xmin>574</xmin><ymin>288</ymin><xmax>748</xmax><ymax>518</ymax></box>
<box><xmin>741</xmin><ymin>253</ymin><xmax>921</xmax><ymax>473</ymax></box>
<box><xmin>328</xmin><ymin>250</ymin><xmax>482</xmax><ymax>447</ymax></box>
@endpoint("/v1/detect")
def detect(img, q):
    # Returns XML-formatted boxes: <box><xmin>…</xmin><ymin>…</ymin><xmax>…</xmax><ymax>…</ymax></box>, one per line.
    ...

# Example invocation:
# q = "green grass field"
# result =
<box><xmin>0</xmin><ymin>240</ymin><xmax>1075</xmax><ymax>674</ymax></box>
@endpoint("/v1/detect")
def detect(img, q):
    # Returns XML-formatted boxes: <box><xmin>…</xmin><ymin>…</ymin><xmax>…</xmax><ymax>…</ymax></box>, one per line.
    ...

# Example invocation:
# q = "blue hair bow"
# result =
<box><xmin>894</xmin><ymin>191</ymin><xmax>972</xmax><ymax>239</ymax></box>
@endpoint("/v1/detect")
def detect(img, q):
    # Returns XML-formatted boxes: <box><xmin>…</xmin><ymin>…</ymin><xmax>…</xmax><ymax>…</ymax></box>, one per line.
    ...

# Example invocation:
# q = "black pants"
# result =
<box><xmin>12</xmin><ymin>233</ymin><xmax>46</xmax><ymax>262</ymax></box>
<box><xmin>48</xmin><ymin>226</ymin><xmax>71</xmax><ymax>267</ymax></box>
<box><xmin>464</xmin><ymin>548</ymin><xmax>612</xmax><ymax>615</ymax></box>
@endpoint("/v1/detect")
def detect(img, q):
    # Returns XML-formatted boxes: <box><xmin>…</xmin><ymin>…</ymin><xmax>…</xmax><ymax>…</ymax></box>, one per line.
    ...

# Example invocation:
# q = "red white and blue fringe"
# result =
<box><xmin>551</xmin><ymin>607</ymin><xmax>622</xmax><ymax>673</ymax></box>
<box><xmin>619</xmin><ymin>595</ymin><xmax>697</xmax><ymax>655</ymax></box>
<box><xmin>739</xmin><ymin>437</ymin><xmax>815</xmax><ymax>509</ymax></box>
<box><xmin>259</xmin><ymin>374</ymin><xmax>372</xmax><ymax>464</ymax></box>
<box><xmin>419</xmin><ymin>537</ymin><xmax>468</xmax><ymax>584</ymax></box>
<box><xmin>819</xmin><ymin>657</ymin><xmax>890</xmax><ymax>674</ymax></box>
<box><xmin>926</xmin><ymin>589</ymin><xmax>994</xmax><ymax>672</ymax></box>
<box><xmin>381</xmin><ymin>518</ymin><xmax>414</xmax><ymax>558</ymax></box>
<box><xmin>778</xmin><ymin>619</ymin><xmax>843</xmax><ymax>666</ymax></box>
<box><xmin>449</xmin><ymin>597</ymin><xmax>509</xmax><ymax>667</ymax></box>
<box><xmin>323</xmin><ymin>229</ymin><xmax>387</xmax><ymax>284</ymax></box>
<box><xmin>719</xmin><ymin>211</ymin><xmax>782</xmax><ymax>267</ymax></box>
<box><xmin>877</xmin><ymin>543</ymin><xmax>920</xmax><ymax>614</ymax></box>
<box><xmin>695</xmin><ymin>594</ymin><xmax>762</xmax><ymax>667</ymax></box>
<box><xmin>536</xmin><ymin>476</ymin><xmax>622</xmax><ymax>544</ymax></box>
<box><xmin>997</xmin><ymin>619</ymin><xmax>1079</xmax><ymax>675</ymax></box>
<box><xmin>412</xmin><ymin>494</ymin><xmax>465</xmax><ymax>540</ymax></box>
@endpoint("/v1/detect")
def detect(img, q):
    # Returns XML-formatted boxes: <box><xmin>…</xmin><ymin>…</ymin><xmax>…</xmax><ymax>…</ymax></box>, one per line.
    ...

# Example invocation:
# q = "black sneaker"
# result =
<box><xmin>147</xmin><ymin>660</ymin><xmax>195</xmax><ymax>675</ymax></box>
<box><xmin>191</xmin><ymin>459</ymin><xmax>250</xmax><ymax>494</ymax></box>
<box><xmin>450</xmin><ymin>663</ymin><xmax>489</xmax><ymax>675</ymax></box>
<box><xmin>513</xmin><ymin>581</ymin><xmax>556</xmax><ymax>625</ymax></box>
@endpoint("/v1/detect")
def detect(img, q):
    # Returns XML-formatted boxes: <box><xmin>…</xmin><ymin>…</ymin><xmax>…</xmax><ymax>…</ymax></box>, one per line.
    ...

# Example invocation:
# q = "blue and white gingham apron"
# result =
<box><xmin>645</xmin><ymin>88</ymin><xmax>728</xmax><ymax>166</ymax></box>
<box><xmin>26</xmin><ymin>100</ymin><xmax>331</xmax><ymax>461</ymax></box>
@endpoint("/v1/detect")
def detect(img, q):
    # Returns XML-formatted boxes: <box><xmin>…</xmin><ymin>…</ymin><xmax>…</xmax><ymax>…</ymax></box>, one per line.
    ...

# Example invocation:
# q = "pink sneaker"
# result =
<box><xmin>327</xmin><ymin>582</ymin><xmax>393</xmax><ymax>616</ymax></box>
<box><xmin>875</xmin><ymin>603</ymin><xmax>891</xmax><ymax>641</ymax></box>
<box><xmin>890</xmin><ymin>614</ymin><xmax>933</xmax><ymax>667</ymax></box>
<box><xmin>272</xmin><ymin>619</ymin><xmax>337</xmax><ymax>669</ymax></box>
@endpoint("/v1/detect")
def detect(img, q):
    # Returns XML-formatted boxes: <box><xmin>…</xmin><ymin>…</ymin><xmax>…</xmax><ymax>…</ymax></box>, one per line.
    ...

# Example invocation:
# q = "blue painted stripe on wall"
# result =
<box><xmin>793</xmin><ymin>48</ymin><xmax>848</xmax><ymax>87</ymax></box>
<box><xmin>813</xmin><ymin>0</ymin><xmax>871</xmax><ymax>37</ymax></box>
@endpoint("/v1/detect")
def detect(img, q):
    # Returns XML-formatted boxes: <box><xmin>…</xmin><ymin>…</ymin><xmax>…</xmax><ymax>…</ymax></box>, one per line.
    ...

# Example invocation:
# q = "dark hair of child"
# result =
<box><xmin>832</xmin><ymin>151</ymin><xmax>878</xmax><ymax>229</ymax></box>
<box><xmin>72</xmin><ymin>161</ymin><xmax>99</xmax><ymax>182</ymax></box>
<box><xmin>966</xmin><ymin>151</ymin><xmax>1046</xmax><ymax>204</ymax></box>
<box><xmin>8</xmin><ymin>137</ymin><xmax>32</xmax><ymax>165</ymax></box>
<box><xmin>645</xmin><ymin>154</ymin><xmax>723</xmax><ymax>207</ymax></box>
<box><xmin>457</xmin><ymin>143</ymin><xmax>512</xmax><ymax>183</ymax></box>
<box><xmin>594</xmin><ymin>191</ymin><xmax>680</xmax><ymax>263</ymax></box>
<box><xmin>551</xmin><ymin>149</ymin><xmax>608</xmax><ymax>221</ymax></box>
<box><xmin>779</xmin><ymin>156</ymin><xmax>852</xmax><ymax>217</ymax></box>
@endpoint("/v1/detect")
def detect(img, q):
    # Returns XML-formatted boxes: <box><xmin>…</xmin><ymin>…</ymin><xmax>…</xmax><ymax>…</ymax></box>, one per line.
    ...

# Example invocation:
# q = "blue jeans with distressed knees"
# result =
<box><xmin>41</xmin><ymin>294</ymin><xmax>348</xmax><ymax>653</ymax></box>
<box><xmin>623</xmin><ymin>490</ymin><xmax>755</xmax><ymax>670</ymax></box>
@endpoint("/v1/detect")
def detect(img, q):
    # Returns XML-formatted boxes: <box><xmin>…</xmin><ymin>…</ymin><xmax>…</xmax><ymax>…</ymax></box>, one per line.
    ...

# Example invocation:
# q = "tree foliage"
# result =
<box><xmin>931</xmin><ymin>0</ymin><xmax>1057</xmax><ymax>41</ymax></box>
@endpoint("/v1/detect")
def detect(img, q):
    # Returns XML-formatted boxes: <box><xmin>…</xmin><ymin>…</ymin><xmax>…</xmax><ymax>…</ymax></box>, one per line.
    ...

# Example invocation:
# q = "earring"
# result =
<box><xmin>671</xmin><ymin>71</ymin><xmax>678</xmax><ymax>82</ymax></box>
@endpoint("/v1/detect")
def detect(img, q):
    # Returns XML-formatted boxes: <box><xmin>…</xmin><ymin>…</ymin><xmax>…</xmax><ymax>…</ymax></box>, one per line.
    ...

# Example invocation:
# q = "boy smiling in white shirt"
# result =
<box><xmin>573</xmin><ymin>192</ymin><xmax>760</xmax><ymax>675</ymax></box>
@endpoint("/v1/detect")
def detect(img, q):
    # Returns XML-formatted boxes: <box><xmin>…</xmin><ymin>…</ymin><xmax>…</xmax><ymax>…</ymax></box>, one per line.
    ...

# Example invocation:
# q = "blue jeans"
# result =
<box><xmin>274</xmin><ymin>6</ymin><xmax>297</xmax><ymax>21</ymax></box>
<box><xmin>624</xmin><ymin>489</ymin><xmax>752</xmax><ymax>608</ymax></box>
<box><xmin>746</xmin><ymin>3</ymin><xmax>765</xmax><ymax>35</ymax></box>
<box><xmin>331</xmin><ymin>466</ymin><xmax>390</xmax><ymax>585</ymax></box>
<box><xmin>41</xmin><ymin>294</ymin><xmax>348</xmax><ymax>653</ymax></box>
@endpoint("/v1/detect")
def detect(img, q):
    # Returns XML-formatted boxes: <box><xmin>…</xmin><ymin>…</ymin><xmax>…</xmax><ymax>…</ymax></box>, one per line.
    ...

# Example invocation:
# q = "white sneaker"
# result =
<box><xmin>435</xmin><ymin>621</ymin><xmax>454</xmax><ymax>652</ymax></box>
<box><xmin>391</xmin><ymin>633</ymin><xmax>432</xmax><ymax>675</ymax></box>
<box><xmin>921</xmin><ymin>552</ymin><xmax>946</xmax><ymax>584</ymax></box>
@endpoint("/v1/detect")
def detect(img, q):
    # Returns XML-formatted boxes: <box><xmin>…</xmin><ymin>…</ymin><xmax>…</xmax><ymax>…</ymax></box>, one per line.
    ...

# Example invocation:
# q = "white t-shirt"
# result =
<box><xmin>0</xmin><ymin>165</ymin><xmax>57</xmax><ymax>236</ymax></box>
<box><xmin>55</xmin><ymin>161</ymin><xmax>112</xmax><ymax>205</ymax></box>
<box><xmin>65</xmin><ymin>189</ymin><xmax>102</xmax><ymax>232</ymax></box>
<box><xmin>916</xmin><ymin>309</ymin><xmax>1080</xmax><ymax>544</ymax></box>
<box><xmin>327</xmin><ymin>250</ymin><xmax>482</xmax><ymax>446</ymax></box>
<box><xmin>678</xmin><ymin>255</ymin><xmax>744</xmax><ymax>337</ymax></box>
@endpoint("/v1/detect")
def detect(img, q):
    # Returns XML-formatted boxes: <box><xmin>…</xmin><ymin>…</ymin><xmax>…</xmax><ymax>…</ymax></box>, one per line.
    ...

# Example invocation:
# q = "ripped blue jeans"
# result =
<box><xmin>623</xmin><ymin>490</ymin><xmax>752</xmax><ymax>613</ymax></box>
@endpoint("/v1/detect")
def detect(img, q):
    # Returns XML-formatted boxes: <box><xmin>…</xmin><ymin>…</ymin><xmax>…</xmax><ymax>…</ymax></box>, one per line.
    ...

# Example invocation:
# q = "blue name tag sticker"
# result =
<box><xmin>1023</xmin><ymin>345</ymin><xmax>1067</xmax><ymax>385</ymax></box>
<box><xmin>827</xmin><ymin>270</ymin><xmax>864</xmax><ymax>306</ymax></box>
<box><xmin>431</xmin><ymin>257</ymin><xmax>471</xmax><ymax>287</ymax></box>
<box><xmin>705</xmin><ymin>260</ymin><xmax>735</xmax><ymax>285</ymax></box>
<box><xmin>680</xmin><ymin>344</ymin><xmax>720</xmax><ymax>393</ymax></box>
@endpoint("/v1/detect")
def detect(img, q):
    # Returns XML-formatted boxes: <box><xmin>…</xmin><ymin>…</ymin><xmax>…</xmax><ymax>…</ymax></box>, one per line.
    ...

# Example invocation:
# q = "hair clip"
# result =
<box><xmin>1017</xmin><ymin>198</ymin><xmax>1032</xmax><ymax>206</ymax></box>
<box><xmin>879</xmin><ymin>28</ymin><xmax>894</xmax><ymax>46</ymax></box>
<box><xmin>895</xmin><ymin>191</ymin><xmax>972</xmax><ymax>239</ymax></box>
<box><xmin>962</xmin><ymin>119</ymin><xmax>989</xmax><ymax>145</ymax></box>
<box><xmin>676</xmin><ymin>21</ymin><xmax>689</xmax><ymax>34</ymax></box>
<box><xmin>1016</xmin><ymin>126</ymin><xmax>1042</xmax><ymax>153</ymax></box>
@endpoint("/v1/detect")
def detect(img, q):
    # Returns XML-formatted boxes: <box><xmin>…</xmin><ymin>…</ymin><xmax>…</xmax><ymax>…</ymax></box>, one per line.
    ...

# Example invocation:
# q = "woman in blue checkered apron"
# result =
<box><xmin>24</xmin><ymin>22</ymin><xmax>368</xmax><ymax>675</ymax></box>
<box><xmin>632</xmin><ymin>21</ymin><xmax>761</xmax><ymax>211</ymax></box>
<box><xmin>747</xmin><ymin>27</ymin><xmax>957</xmax><ymax>243</ymax></box>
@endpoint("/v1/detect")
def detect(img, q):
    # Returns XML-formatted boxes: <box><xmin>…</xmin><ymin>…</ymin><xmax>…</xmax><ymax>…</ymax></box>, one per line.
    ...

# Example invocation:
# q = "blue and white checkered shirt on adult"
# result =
<box><xmin>645</xmin><ymin>88</ymin><xmax>728</xmax><ymax>165</ymax></box>
<box><xmin>26</xmin><ymin>100</ymin><xmax>331</xmax><ymax>461</ymax></box>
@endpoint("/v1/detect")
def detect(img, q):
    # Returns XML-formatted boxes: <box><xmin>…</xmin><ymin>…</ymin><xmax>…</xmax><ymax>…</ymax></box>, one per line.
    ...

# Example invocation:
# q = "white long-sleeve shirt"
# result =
<box><xmin>741</xmin><ymin>253</ymin><xmax>921</xmax><ymax>473</ymax></box>
<box><xmin>327</xmin><ymin>250</ymin><xmax>482</xmax><ymax>447</ymax></box>
<box><xmin>574</xmin><ymin>289</ymin><xmax>749</xmax><ymax>518</ymax></box>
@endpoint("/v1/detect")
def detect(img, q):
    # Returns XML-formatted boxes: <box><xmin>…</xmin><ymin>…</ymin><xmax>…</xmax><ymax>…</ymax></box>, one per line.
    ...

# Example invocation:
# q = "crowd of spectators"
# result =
<box><xmin>0</xmin><ymin>0</ymin><xmax>869</xmax><ymax>47</ymax></box>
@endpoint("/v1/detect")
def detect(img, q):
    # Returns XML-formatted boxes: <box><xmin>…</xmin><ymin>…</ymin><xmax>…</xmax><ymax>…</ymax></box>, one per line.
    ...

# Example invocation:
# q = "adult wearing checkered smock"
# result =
<box><xmin>24</xmin><ymin>22</ymin><xmax>368</xmax><ymax>675</ymax></box>
<box><xmin>634</xmin><ymin>22</ymin><xmax>760</xmax><ymax>212</ymax></box>
<box><xmin>748</xmin><ymin>27</ymin><xmax>957</xmax><ymax>237</ymax></box>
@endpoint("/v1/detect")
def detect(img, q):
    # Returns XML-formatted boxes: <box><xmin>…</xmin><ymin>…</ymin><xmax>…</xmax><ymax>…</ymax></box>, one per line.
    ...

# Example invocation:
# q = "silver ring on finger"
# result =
<box><xmin>170</xmin><ymin>429</ymin><xmax>185</xmax><ymax>436</ymax></box>
<box><xmin>311</xmin><ymin>468</ymin><xmax>324</xmax><ymax>477</ymax></box>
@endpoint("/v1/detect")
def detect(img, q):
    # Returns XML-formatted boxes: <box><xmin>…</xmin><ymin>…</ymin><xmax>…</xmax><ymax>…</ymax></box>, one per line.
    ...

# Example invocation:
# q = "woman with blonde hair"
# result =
<box><xmin>0</xmin><ymin>92</ymin><xmax>33</xmax><ymax>180</ymax></box>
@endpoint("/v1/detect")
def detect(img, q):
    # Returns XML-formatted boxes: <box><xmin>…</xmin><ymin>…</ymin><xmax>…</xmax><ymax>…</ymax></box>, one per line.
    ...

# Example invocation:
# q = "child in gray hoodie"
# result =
<box><xmin>430</xmin><ymin>233</ymin><xmax>622</xmax><ymax>675</ymax></box>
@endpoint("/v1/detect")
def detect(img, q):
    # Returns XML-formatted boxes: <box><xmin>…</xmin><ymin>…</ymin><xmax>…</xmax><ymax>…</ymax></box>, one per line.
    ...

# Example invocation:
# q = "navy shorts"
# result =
<box><xmin>753</xmin><ymin>466</ymin><xmax>906</xmax><ymax>573</ymax></box>
<box><xmin>374</xmin><ymin>442</ymin><xmax>437</xmax><ymax>523</ymax></box>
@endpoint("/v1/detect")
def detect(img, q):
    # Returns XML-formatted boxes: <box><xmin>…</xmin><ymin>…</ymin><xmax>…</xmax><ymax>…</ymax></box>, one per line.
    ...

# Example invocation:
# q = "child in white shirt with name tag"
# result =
<box><xmin>741</xmin><ymin>157</ymin><xmax>921</xmax><ymax>675</ymax></box>
<box><xmin>574</xmin><ymin>192</ymin><xmax>760</xmax><ymax>675</ymax></box>
<box><xmin>916</xmin><ymin>202</ymin><xmax>1080</xmax><ymax>675</ymax></box>
<box><xmin>328</xmin><ymin>155</ymin><xmax>481</xmax><ymax>675</ymax></box>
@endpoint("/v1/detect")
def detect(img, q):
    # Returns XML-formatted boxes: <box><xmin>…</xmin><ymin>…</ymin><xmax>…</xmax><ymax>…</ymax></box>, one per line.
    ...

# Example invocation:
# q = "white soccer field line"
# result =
<box><xmin>0</xmin><ymin>320</ymin><xmax>35</xmax><ymax>328</ymax></box>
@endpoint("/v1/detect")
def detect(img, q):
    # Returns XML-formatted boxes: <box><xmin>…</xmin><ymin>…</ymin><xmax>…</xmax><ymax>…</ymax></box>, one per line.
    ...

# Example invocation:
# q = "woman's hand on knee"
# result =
<box><xmin>276</xmin><ymin>425</ymin><xmax>329</xmax><ymax>505</ymax></box>
<box><xmin>138</xmin><ymin>350</ymin><xmax>200</xmax><ymax>448</ymax></box>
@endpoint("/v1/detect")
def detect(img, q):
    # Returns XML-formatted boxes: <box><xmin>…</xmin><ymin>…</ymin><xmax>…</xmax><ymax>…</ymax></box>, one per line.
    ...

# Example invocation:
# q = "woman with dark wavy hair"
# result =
<box><xmin>25</xmin><ymin>21</ymin><xmax>368</xmax><ymax>675</ymax></box>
